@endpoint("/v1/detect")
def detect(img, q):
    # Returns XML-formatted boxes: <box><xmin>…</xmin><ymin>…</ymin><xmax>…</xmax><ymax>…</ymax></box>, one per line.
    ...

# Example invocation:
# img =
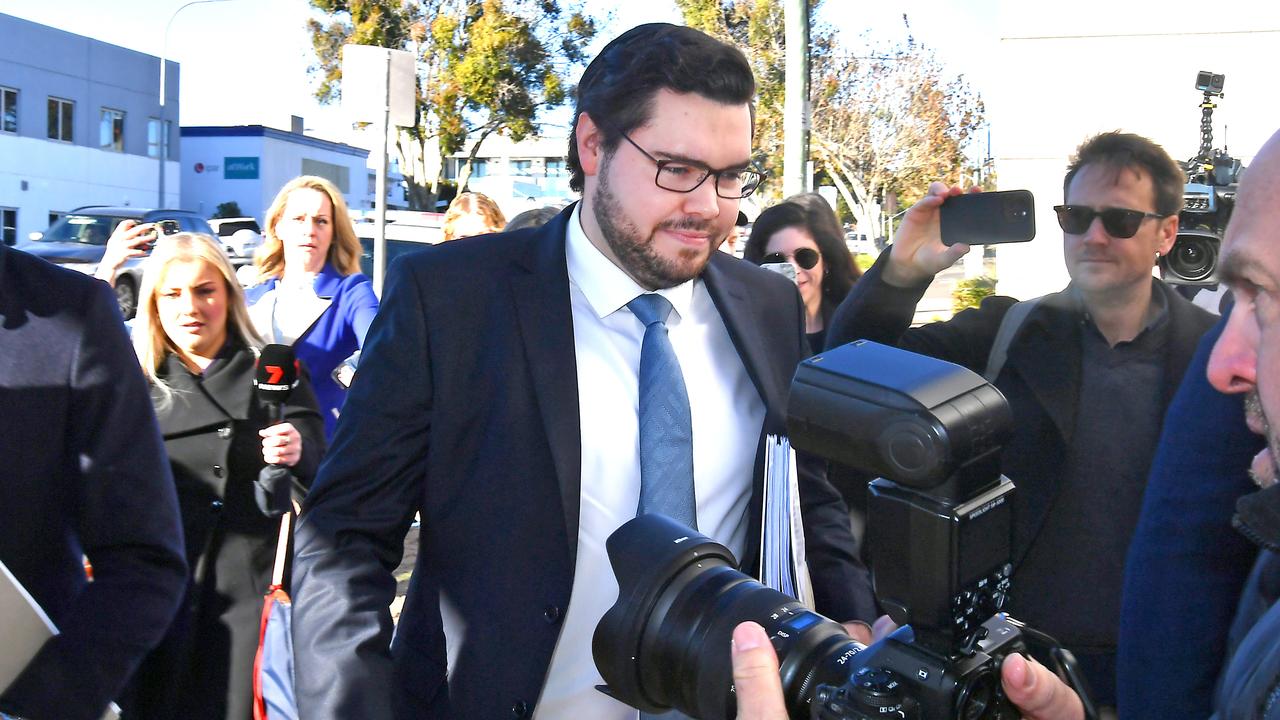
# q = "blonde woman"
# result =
<box><xmin>125</xmin><ymin>233</ymin><xmax>325</xmax><ymax>720</ymax></box>
<box><xmin>441</xmin><ymin>191</ymin><xmax>506</xmax><ymax>241</ymax></box>
<box><xmin>245</xmin><ymin>175</ymin><xmax>379</xmax><ymax>439</ymax></box>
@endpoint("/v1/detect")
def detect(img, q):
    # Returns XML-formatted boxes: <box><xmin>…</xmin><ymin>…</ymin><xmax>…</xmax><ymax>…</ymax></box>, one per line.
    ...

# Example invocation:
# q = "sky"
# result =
<box><xmin>0</xmin><ymin>0</ymin><xmax>999</xmax><ymax>148</ymax></box>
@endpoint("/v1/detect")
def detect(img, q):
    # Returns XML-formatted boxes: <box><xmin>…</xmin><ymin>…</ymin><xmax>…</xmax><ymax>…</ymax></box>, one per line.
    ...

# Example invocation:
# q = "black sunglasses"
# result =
<box><xmin>1053</xmin><ymin>205</ymin><xmax>1167</xmax><ymax>239</ymax></box>
<box><xmin>760</xmin><ymin>248</ymin><xmax>820</xmax><ymax>270</ymax></box>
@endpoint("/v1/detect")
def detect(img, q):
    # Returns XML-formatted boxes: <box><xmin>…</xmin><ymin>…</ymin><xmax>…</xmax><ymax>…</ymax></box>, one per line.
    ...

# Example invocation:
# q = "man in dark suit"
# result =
<box><xmin>0</xmin><ymin>245</ymin><xmax>188</xmax><ymax>720</ymax></box>
<box><xmin>291</xmin><ymin>23</ymin><xmax>875</xmax><ymax>720</ymax></box>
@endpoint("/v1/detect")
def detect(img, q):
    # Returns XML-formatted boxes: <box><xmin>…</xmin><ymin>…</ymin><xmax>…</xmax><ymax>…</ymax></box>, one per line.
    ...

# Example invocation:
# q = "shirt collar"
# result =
<box><xmin>564</xmin><ymin>202</ymin><xmax>697</xmax><ymax>322</ymax></box>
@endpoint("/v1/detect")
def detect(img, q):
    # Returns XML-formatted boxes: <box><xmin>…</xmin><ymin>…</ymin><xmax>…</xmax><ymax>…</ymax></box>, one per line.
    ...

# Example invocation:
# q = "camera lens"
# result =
<box><xmin>1166</xmin><ymin>234</ymin><xmax>1218</xmax><ymax>282</ymax></box>
<box><xmin>594</xmin><ymin>514</ymin><xmax>864</xmax><ymax>719</ymax></box>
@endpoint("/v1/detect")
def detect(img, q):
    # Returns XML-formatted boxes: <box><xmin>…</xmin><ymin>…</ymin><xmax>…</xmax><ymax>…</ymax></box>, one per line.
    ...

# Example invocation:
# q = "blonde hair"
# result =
<box><xmin>134</xmin><ymin>232</ymin><xmax>263</xmax><ymax>403</ymax></box>
<box><xmin>255</xmin><ymin>175</ymin><xmax>362</xmax><ymax>281</ymax></box>
<box><xmin>441</xmin><ymin>192</ymin><xmax>507</xmax><ymax>242</ymax></box>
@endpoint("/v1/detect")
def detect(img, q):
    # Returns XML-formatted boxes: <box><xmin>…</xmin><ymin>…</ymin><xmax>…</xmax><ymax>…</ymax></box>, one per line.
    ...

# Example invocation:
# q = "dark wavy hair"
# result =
<box><xmin>1064</xmin><ymin>131</ymin><xmax>1186</xmax><ymax>217</ymax></box>
<box><xmin>567</xmin><ymin>23</ymin><xmax>756</xmax><ymax>193</ymax></box>
<box><xmin>744</xmin><ymin>198</ymin><xmax>860</xmax><ymax>322</ymax></box>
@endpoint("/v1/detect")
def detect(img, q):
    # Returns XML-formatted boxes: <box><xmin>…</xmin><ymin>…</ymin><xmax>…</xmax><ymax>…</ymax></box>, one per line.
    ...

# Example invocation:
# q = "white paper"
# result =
<box><xmin>758</xmin><ymin>435</ymin><xmax>814</xmax><ymax>608</ymax></box>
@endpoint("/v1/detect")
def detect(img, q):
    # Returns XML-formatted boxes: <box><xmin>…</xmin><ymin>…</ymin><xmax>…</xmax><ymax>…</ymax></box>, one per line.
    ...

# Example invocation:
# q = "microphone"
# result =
<box><xmin>254</xmin><ymin>343</ymin><xmax>300</xmax><ymax>423</ymax></box>
<box><xmin>253</xmin><ymin>344</ymin><xmax>302</xmax><ymax>518</ymax></box>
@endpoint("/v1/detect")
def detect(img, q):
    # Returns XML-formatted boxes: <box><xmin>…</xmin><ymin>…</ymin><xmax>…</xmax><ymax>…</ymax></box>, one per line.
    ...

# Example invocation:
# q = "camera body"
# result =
<box><xmin>1159</xmin><ymin>71</ymin><xmax>1244</xmax><ymax>286</ymax></box>
<box><xmin>593</xmin><ymin>342</ymin><xmax>1061</xmax><ymax>719</ymax></box>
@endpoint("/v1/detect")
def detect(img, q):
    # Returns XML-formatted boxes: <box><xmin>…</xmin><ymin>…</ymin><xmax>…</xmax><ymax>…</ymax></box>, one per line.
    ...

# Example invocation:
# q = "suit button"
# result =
<box><xmin>210</xmin><ymin>499</ymin><xmax>223</xmax><ymax>510</ymax></box>
<box><xmin>511</xmin><ymin>700</ymin><xmax>532</xmax><ymax>718</ymax></box>
<box><xmin>543</xmin><ymin>605</ymin><xmax>562</xmax><ymax>624</ymax></box>
<box><xmin>217</xmin><ymin>426</ymin><xmax>232</xmax><ymax>439</ymax></box>
<box><xmin>212</xmin><ymin>465</ymin><xmax>224</xmax><ymax>478</ymax></box>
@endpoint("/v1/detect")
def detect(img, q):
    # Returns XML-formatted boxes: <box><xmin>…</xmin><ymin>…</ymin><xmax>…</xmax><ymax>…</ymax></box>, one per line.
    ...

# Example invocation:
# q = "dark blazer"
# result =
<box><xmin>827</xmin><ymin>255</ymin><xmax>1214</xmax><ymax>569</ymax></box>
<box><xmin>126</xmin><ymin>343</ymin><xmax>324</xmax><ymax>720</ymax></box>
<box><xmin>292</xmin><ymin>207</ymin><xmax>874</xmax><ymax>720</ymax></box>
<box><xmin>0</xmin><ymin>246</ymin><xmax>187</xmax><ymax>720</ymax></box>
<box><xmin>245</xmin><ymin>263</ymin><xmax>380</xmax><ymax>440</ymax></box>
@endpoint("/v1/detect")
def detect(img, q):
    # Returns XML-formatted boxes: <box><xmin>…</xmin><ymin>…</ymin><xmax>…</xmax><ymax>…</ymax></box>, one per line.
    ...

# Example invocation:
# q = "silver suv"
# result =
<box><xmin>21</xmin><ymin>206</ymin><xmax>214</xmax><ymax>319</ymax></box>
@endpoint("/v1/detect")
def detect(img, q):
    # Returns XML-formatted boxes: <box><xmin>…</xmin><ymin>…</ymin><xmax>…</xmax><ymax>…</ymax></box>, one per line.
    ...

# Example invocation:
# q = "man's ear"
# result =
<box><xmin>576</xmin><ymin>112</ymin><xmax>604</xmax><ymax>178</ymax></box>
<box><xmin>1156</xmin><ymin>214</ymin><xmax>1179</xmax><ymax>257</ymax></box>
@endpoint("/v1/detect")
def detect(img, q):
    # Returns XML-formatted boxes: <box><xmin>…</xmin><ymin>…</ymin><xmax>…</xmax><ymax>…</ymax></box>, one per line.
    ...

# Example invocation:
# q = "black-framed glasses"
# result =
<box><xmin>1053</xmin><ymin>205</ymin><xmax>1167</xmax><ymax>239</ymax></box>
<box><xmin>615</xmin><ymin>129</ymin><xmax>765</xmax><ymax>199</ymax></box>
<box><xmin>761</xmin><ymin>248</ymin><xmax>820</xmax><ymax>270</ymax></box>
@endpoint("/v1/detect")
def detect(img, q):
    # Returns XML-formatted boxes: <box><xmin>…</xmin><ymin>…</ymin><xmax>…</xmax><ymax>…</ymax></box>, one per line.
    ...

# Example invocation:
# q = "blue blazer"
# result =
<box><xmin>0</xmin><ymin>246</ymin><xmax>188</xmax><ymax>720</ymax></box>
<box><xmin>245</xmin><ymin>263</ymin><xmax>379</xmax><ymax>439</ymax></box>
<box><xmin>290</xmin><ymin>207</ymin><xmax>875</xmax><ymax>719</ymax></box>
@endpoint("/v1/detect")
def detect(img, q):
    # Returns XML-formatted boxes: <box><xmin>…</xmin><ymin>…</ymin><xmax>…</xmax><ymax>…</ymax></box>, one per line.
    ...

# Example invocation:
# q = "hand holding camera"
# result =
<box><xmin>94</xmin><ymin>220</ymin><xmax>158</xmax><ymax>284</ymax></box>
<box><xmin>881</xmin><ymin>182</ymin><xmax>974</xmax><ymax>288</ymax></box>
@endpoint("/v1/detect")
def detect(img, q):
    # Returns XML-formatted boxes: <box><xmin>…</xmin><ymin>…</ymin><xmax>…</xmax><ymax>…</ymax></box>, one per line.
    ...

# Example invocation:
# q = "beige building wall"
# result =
<box><xmin>988</xmin><ymin>1</ymin><xmax>1280</xmax><ymax>300</ymax></box>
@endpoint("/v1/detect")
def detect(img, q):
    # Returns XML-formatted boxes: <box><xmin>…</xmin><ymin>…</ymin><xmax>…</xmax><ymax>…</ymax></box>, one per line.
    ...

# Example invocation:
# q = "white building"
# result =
<box><xmin>0</xmin><ymin>13</ymin><xmax>179</xmax><ymax>245</ymax></box>
<box><xmin>443</xmin><ymin>131</ymin><xmax>576</xmax><ymax>218</ymax></box>
<box><xmin>987</xmin><ymin>2</ymin><xmax>1280</xmax><ymax>300</ymax></box>
<box><xmin>179</xmin><ymin>122</ymin><xmax>389</xmax><ymax>223</ymax></box>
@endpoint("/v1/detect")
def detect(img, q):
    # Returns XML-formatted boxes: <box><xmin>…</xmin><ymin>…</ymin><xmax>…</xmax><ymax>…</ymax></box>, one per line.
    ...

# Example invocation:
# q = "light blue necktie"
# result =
<box><xmin>628</xmin><ymin>294</ymin><xmax>697</xmax><ymax>531</ymax></box>
<box><xmin>628</xmin><ymin>293</ymin><xmax>697</xmax><ymax>720</ymax></box>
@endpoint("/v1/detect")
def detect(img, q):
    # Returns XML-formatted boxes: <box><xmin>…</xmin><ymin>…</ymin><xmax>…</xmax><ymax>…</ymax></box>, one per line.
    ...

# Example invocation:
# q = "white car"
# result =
<box><xmin>209</xmin><ymin>217</ymin><xmax>264</xmax><ymax>258</ymax></box>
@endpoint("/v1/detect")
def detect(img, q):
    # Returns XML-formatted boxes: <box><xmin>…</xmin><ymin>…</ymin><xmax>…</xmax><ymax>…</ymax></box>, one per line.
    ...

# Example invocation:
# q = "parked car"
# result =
<box><xmin>209</xmin><ymin>216</ymin><xmax>264</xmax><ymax>259</ymax></box>
<box><xmin>20</xmin><ymin>206</ymin><xmax>214</xmax><ymax>319</ymax></box>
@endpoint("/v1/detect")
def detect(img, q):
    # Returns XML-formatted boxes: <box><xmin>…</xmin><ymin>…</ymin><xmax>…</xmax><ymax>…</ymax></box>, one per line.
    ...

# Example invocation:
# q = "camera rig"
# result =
<box><xmin>1160</xmin><ymin>70</ymin><xmax>1244</xmax><ymax>286</ymax></box>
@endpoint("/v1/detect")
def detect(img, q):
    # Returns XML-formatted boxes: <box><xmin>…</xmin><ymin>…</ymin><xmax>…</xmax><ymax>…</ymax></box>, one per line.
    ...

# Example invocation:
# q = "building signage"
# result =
<box><xmin>224</xmin><ymin>156</ymin><xmax>260</xmax><ymax>180</ymax></box>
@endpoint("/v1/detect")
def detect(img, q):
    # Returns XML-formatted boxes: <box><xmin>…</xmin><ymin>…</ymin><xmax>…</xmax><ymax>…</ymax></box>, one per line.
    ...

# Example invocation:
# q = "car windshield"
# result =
<box><xmin>38</xmin><ymin>214</ymin><xmax>132</xmax><ymax>245</ymax></box>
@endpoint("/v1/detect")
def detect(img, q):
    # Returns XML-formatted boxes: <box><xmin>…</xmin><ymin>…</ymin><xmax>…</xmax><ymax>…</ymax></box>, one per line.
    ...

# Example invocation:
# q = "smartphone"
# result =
<box><xmin>940</xmin><ymin>190</ymin><xmax>1036</xmax><ymax>247</ymax></box>
<box><xmin>760</xmin><ymin>261</ymin><xmax>797</xmax><ymax>283</ymax></box>
<box><xmin>156</xmin><ymin>219</ymin><xmax>181</xmax><ymax>235</ymax></box>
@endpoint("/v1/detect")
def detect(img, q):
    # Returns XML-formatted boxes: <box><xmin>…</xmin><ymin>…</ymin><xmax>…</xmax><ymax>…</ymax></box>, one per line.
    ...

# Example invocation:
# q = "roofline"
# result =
<box><xmin>180</xmin><ymin>125</ymin><xmax>370</xmax><ymax>158</ymax></box>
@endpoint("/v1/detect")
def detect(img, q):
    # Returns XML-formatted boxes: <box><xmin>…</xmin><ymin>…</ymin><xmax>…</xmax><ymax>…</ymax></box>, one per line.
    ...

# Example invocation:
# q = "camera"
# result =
<box><xmin>1160</xmin><ymin>71</ymin><xmax>1244</xmax><ymax>286</ymax></box>
<box><xmin>594</xmin><ymin>342</ymin><xmax>1091</xmax><ymax>718</ymax></box>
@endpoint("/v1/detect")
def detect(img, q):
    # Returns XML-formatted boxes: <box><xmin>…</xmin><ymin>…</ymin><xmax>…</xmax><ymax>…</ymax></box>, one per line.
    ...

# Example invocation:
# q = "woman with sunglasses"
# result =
<box><xmin>744</xmin><ymin>200</ymin><xmax>860</xmax><ymax>351</ymax></box>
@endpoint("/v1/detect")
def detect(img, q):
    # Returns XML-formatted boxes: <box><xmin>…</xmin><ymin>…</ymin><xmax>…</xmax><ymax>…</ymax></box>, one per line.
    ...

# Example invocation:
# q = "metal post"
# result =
<box><xmin>783</xmin><ymin>0</ymin><xmax>810</xmax><ymax>197</ymax></box>
<box><xmin>159</xmin><ymin>0</ymin><xmax>233</xmax><ymax>208</ymax></box>
<box><xmin>373</xmin><ymin>50</ymin><xmax>391</xmax><ymax>297</ymax></box>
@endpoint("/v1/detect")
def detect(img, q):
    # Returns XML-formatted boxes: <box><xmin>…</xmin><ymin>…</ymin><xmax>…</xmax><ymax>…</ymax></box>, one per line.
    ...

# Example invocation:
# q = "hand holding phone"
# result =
<box><xmin>940</xmin><ymin>190</ymin><xmax>1036</xmax><ymax>247</ymax></box>
<box><xmin>760</xmin><ymin>261</ymin><xmax>797</xmax><ymax>284</ymax></box>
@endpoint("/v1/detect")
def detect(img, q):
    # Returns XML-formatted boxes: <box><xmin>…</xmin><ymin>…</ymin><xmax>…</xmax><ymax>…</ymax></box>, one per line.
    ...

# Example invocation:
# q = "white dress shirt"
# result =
<box><xmin>533</xmin><ymin>204</ymin><xmax>766</xmax><ymax>719</ymax></box>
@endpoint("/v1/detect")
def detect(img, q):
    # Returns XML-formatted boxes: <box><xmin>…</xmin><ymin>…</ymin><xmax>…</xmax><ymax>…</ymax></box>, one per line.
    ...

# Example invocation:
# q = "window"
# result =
<box><xmin>47</xmin><ymin>97</ymin><xmax>73</xmax><ymax>142</ymax></box>
<box><xmin>511</xmin><ymin>159</ymin><xmax>533</xmax><ymax>175</ymax></box>
<box><xmin>1</xmin><ymin>88</ymin><xmax>16</xmax><ymax>133</ymax></box>
<box><xmin>100</xmin><ymin>108</ymin><xmax>124</xmax><ymax>152</ymax></box>
<box><xmin>147</xmin><ymin>117</ymin><xmax>172</xmax><ymax>158</ymax></box>
<box><xmin>546</xmin><ymin>159</ymin><xmax>567</xmax><ymax>177</ymax></box>
<box><xmin>48</xmin><ymin>211</ymin><xmax>64</xmax><ymax>227</ymax></box>
<box><xmin>471</xmin><ymin>159</ymin><xmax>488</xmax><ymax>178</ymax></box>
<box><xmin>1</xmin><ymin>208</ymin><xmax>15</xmax><ymax>246</ymax></box>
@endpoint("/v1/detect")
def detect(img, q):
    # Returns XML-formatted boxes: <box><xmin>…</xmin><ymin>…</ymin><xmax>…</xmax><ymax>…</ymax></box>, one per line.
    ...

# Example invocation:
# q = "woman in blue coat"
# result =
<box><xmin>245</xmin><ymin>175</ymin><xmax>380</xmax><ymax>439</ymax></box>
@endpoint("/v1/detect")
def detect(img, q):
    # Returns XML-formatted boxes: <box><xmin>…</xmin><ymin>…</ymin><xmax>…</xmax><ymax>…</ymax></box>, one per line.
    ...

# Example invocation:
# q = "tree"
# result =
<box><xmin>306</xmin><ymin>0</ymin><xmax>596</xmax><ymax>210</ymax></box>
<box><xmin>810</xmin><ymin>18</ymin><xmax>987</xmax><ymax>240</ymax></box>
<box><xmin>676</xmin><ymin>0</ymin><xmax>799</xmax><ymax>201</ymax></box>
<box><xmin>213</xmin><ymin>201</ymin><xmax>244</xmax><ymax>219</ymax></box>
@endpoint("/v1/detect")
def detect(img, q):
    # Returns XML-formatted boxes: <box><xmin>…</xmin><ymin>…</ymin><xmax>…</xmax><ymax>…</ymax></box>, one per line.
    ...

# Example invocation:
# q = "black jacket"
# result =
<box><xmin>0</xmin><ymin>246</ymin><xmax>187</xmax><ymax>720</ymax></box>
<box><xmin>126</xmin><ymin>342</ymin><xmax>324</xmax><ymax>720</ymax></box>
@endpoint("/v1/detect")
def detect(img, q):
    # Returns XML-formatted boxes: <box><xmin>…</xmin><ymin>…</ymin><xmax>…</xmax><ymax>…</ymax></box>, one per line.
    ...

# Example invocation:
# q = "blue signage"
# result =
<box><xmin>224</xmin><ymin>156</ymin><xmax>260</xmax><ymax>179</ymax></box>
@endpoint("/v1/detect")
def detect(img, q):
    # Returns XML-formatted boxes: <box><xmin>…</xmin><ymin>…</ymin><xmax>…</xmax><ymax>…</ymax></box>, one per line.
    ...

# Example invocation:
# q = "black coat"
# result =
<box><xmin>0</xmin><ymin>246</ymin><xmax>187</xmax><ymax>720</ymax></box>
<box><xmin>126</xmin><ymin>342</ymin><xmax>324</xmax><ymax>720</ymax></box>
<box><xmin>291</xmin><ymin>205</ymin><xmax>874</xmax><ymax>720</ymax></box>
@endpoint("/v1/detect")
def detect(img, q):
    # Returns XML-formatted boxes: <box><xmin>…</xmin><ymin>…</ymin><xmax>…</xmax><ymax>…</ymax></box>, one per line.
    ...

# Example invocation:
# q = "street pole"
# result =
<box><xmin>783</xmin><ymin>0</ymin><xmax>810</xmax><ymax>197</ymax></box>
<box><xmin>159</xmin><ymin>0</ymin><xmax>233</xmax><ymax>208</ymax></box>
<box><xmin>373</xmin><ymin>50</ymin><xmax>390</xmax><ymax>296</ymax></box>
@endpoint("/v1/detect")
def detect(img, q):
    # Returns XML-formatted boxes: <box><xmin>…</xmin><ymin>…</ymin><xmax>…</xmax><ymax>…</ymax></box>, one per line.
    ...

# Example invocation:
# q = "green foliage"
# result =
<box><xmin>952</xmin><ymin>275</ymin><xmax>997</xmax><ymax>313</ymax></box>
<box><xmin>212</xmin><ymin>201</ymin><xmax>243</xmax><ymax>219</ymax></box>
<box><xmin>305</xmin><ymin>0</ymin><xmax>597</xmax><ymax>208</ymax></box>
<box><xmin>854</xmin><ymin>252</ymin><xmax>875</xmax><ymax>273</ymax></box>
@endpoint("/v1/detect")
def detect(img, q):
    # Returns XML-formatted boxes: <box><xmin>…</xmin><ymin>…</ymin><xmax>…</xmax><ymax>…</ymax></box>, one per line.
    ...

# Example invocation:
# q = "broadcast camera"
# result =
<box><xmin>1160</xmin><ymin>70</ymin><xmax>1245</xmax><ymax>286</ymax></box>
<box><xmin>593</xmin><ymin>341</ymin><xmax>1095</xmax><ymax>719</ymax></box>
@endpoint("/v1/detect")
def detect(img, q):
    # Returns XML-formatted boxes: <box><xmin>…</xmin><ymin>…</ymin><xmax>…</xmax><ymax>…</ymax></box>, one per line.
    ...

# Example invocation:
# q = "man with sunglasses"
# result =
<box><xmin>291</xmin><ymin>23</ymin><xmax>875</xmax><ymax>720</ymax></box>
<box><xmin>825</xmin><ymin>131</ymin><xmax>1215</xmax><ymax>708</ymax></box>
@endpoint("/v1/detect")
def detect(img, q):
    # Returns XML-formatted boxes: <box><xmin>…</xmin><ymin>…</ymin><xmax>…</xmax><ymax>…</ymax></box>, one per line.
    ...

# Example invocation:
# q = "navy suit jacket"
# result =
<box><xmin>0</xmin><ymin>246</ymin><xmax>187</xmax><ymax>720</ymax></box>
<box><xmin>292</xmin><ymin>207</ymin><xmax>874</xmax><ymax>719</ymax></box>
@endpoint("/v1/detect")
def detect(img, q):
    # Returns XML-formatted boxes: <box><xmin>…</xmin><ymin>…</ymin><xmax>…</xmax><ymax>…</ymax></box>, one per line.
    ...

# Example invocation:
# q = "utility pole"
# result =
<box><xmin>783</xmin><ymin>0</ymin><xmax>810</xmax><ymax>197</ymax></box>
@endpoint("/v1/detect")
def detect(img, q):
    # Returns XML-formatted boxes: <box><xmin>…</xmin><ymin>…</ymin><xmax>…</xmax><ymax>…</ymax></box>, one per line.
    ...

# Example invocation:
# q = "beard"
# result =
<box><xmin>592</xmin><ymin>156</ymin><xmax>717</xmax><ymax>290</ymax></box>
<box><xmin>1245</xmin><ymin>391</ymin><xmax>1279</xmax><ymax>489</ymax></box>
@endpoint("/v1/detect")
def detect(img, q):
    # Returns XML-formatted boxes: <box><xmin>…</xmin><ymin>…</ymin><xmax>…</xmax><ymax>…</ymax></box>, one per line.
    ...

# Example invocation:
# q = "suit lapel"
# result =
<box><xmin>1005</xmin><ymin>293</ymin><xmax>1081</xmax><ymax>445</ymax></box>
<box><xmin>702</xmin><ymin>257</ymin><xmax>786</xmax><ymax>434</ymax></box>
<box><xmin>510</xmin><ymin>214</ymin><xmax>583</xmax><ymax>562</ymax></box>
